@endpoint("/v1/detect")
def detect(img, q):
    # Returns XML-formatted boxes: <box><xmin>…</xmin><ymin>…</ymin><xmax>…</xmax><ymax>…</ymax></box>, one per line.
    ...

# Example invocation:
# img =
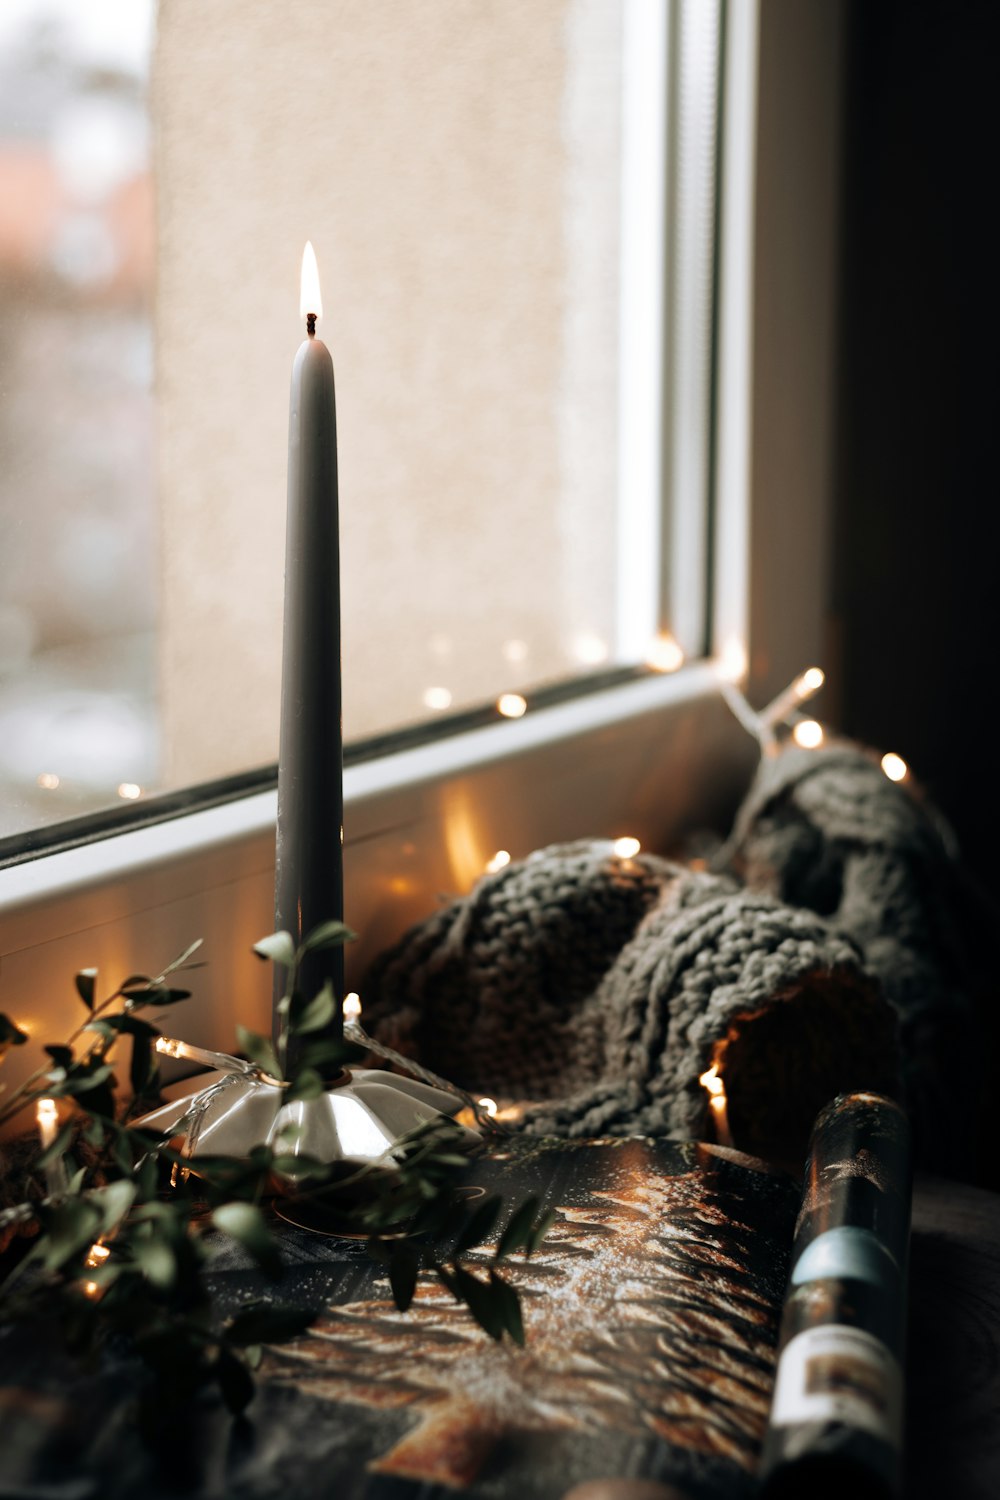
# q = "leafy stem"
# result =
<box><xmin>0</xmin><ymin>924</ymin><xmax>551</xmax><ymax>1428</ymax></box>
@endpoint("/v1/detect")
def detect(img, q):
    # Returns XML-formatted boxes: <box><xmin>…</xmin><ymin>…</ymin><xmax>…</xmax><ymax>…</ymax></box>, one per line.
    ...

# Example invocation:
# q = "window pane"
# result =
<box><xmin>0</xmin><ymin>1</ymin><xmax>156</xmax><ymax>838</ymax></box>
<box><xmin>1</xmin><ymin>1</ymin><xmax>720</xmax><ymax>843</ymax></box>
<box><xmin>156</xmin><ymin>0</ymin><xmax>628</xmax><ymax>789</ymax></box>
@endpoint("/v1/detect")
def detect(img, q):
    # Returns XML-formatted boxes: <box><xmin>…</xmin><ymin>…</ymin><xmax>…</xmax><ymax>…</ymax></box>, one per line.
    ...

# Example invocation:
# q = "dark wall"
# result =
<box><xmin>834</xmin><ymin>1</ymin><xmax>999</xmax><ymax>902</ymax></box>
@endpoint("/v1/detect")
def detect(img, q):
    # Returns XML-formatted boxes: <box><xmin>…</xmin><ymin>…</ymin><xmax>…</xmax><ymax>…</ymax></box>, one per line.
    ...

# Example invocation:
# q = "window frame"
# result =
<box><xmin>0</xmin><ymin>0</ymin><xmax>849</xmax><ymax>1123</ymax></box>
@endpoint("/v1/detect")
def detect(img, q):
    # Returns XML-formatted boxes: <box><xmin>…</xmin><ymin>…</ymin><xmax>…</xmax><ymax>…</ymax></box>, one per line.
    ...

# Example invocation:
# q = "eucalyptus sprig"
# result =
<box><xmin>0</xmin><ymin>925</ymin><xmax>552</xmax><ymax>1430</ymax></box>
<box><xmin>245</xmin><ymin>919</ymin><xmax>360</xmax><ymax>1096</ymax></box>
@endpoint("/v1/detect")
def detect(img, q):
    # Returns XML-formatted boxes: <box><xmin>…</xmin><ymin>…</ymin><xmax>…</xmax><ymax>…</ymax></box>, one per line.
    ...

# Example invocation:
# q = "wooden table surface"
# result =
<box><xmin>906</xmin><ymin>1176</ymin><xmax>1000</xmax><ymax>1499</ymax></box>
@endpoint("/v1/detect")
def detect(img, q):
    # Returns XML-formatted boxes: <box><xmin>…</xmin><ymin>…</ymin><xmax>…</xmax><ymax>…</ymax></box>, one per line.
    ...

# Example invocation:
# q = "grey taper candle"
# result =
<box><xmin>274</xmin><ymin>243</ymin><xmax>344</xmax><ymax>1055</ymax></box>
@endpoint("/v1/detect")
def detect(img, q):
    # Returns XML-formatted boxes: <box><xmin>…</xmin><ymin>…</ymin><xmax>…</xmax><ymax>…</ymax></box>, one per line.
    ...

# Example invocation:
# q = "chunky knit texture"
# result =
<box><xmin>724</xmin><ymin>744</ymin><xmax>976</xmax><ymax>1163</ymax></box>
<box><xmin>363</xmin><ymin>835</ymin><xmax>900</xmax><ymax>1160</ymax></box>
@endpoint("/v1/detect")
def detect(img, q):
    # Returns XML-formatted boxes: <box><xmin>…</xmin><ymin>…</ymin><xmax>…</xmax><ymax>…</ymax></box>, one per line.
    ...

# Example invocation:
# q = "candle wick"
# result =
<box><xmin>306</xmin><ymin>313</ymin><xmax>317</xmax><ymax>336</ymax></box>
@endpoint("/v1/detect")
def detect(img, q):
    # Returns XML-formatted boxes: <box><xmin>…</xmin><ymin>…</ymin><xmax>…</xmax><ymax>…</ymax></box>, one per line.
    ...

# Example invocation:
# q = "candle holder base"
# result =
<box><xmin>135</xmin><ymin>1066</ymin><xmax>480</xmax><ymax>1183</ymax></box>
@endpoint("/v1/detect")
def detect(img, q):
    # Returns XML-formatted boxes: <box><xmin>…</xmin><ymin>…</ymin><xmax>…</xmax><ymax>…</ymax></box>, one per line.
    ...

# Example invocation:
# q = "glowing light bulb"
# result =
<box><xmin>612</xmin><ymin>836</ymin><xmax>641</xmax><ymax>859</ymax></box>
<box><xmin>645</xmin><ymin>634</ymin><xmax>685</xmax><ymax>673</ymax></box>
<box><xmin>422</xmin><ymin>687</ymin><xmax>453</xmax><ymax>711</ymax></box>
<box><xmin>343</xmin><ymin>992</ymin><xmax>362</xmax><ymax>1022</ymax></box>
<box><xmin>117</xmin><ymin>782</ymin><xmax>142</xmax><ymax>800</ymax></box>
<box><xmin>572</xmin><ymin>632</ymin><xmax>610</xmax><ymax>667</ymax></box>
<box><xmin>497</xmin><ymin>693</ymin><xmax>527</xmax><ymax>719</ymax></box>
<box><xmin>36</xmin><ymin>772</ymin><xmax>60</xmax><ymax>790</ymax></box>
<box><xmin>798</xmin><ymin>666</ymin><xmax>825</xmax><ymax>696</ymax></box>
<box><xmin>36</xmin><ymin>1098</ymin><xmax>58</xmax><ymax>1147</ymax></box>
<box><xmin>85</xmin><ymin>1243</ymin><xmax>110</xmax><ymax>1268</ymax></box>
<box><xmin>717</xmin><ymin>637</ymin><xmax>748</xmax><ymax>683</ymax></box>
<box><xmin>792</xmin><ymin>719</ymin><xmax>824</xmax><ymax>749</ymax></box>
<box><xmin>699</xmin><ymin>1063</ymin><xmax>732</xmax><ymax>1146</ymax></box>
<box><xmin>154</xmin><ymin>1036</ymin><xmax>188</xmax><ymax>1060</ymax></box>
<box><xmin>485</xmin><ymin>850</ymin><xmax>511</xmax><ymax>874</ymax></box>
<box><xmin>699</xmin><ymin>1064</ymin><xmax>724</xmax><ymax>1097</ymax></box>
<box><xmin>881</xmin><ymin>752</ymin><xmax>908</xmax><ymax>783</ymax></box>
<box><xmin>478</xmin><ymin>1097</ymin><xmax>498</xmax><ymax>1117</ymax></box>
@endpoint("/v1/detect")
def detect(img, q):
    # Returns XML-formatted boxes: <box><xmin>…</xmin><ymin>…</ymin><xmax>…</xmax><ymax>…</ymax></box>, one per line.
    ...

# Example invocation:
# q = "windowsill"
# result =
<box><xmin>0</xmin><ymin>663</ymin><xmax>758</xmax><ymax>1132</ymax></box>
<box><xmin>0</xmin><ymin>662</ymin><xmax>726</xmax><ymax>923</ymax></box>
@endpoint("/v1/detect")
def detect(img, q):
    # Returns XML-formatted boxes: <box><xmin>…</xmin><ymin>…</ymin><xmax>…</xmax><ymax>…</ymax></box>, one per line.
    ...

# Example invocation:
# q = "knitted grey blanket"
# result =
<box><xmin>363</xmin><ymin>744</ymin><xmax>970</xmax><ymax>1165</ymax></box>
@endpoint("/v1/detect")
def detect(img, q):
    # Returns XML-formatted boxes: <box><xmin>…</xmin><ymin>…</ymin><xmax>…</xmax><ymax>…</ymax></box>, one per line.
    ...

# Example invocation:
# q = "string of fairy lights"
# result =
<box><xmin>26</xmin><ymin>647</ymin><xmax>914</xmax><ymax>1177</ymax></box>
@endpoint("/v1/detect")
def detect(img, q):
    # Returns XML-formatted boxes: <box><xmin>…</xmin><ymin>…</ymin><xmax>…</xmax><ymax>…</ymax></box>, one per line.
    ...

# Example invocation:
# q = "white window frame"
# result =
<box><xmin>0</xmin><ymin>0</ymin><xmax>847</xmax><ymax>1122</ymax></box>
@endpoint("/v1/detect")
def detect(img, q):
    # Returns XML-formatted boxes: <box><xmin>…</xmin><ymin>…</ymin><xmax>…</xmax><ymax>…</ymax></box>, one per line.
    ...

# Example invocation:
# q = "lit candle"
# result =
<box><xmin>274</xmin><ymin>242</ymin><xmax>345</xmax><ymax>1054</ymax></box>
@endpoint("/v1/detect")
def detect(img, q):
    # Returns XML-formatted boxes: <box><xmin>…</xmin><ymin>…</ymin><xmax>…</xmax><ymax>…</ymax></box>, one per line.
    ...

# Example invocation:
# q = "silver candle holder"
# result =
<box><xmin>136</xmin><ymin>1034</ymin><xmax>482</xmax><ymax>1184</ymax></box>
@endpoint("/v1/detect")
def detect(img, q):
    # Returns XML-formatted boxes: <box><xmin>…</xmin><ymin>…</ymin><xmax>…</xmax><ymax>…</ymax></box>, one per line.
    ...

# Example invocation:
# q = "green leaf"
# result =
<box><xmin>0</xmin><ymin>1013</ymin><xmax>29</xmax><ymax>1054</ymax></box>
<box><xmin>454</xmin><ymin>1195</ymin><xmax>501</xmax><ymax>1256</ymax></box>
<box><xmin>495</xmin><ymin>1197</ymin><xmax>541</xmax><ymax>1261</ymax></box>
<box><xmin>62</xmin><ymin>1062</ymin><xmax>115</xmax><ymax>1096</ymax></box>
<box><xmin>75</xmin><ymin>968</ymin><xmax>98</xmax><ymax>1010</ymax></box>
<box><xmin>82</xmin><ymin>1118</ymin><xmax>107</xmax><ymax>1148</ymax></box>
<box><xmin>83</xmin><ymin>1020</ymin><xmax>116</xmax><ymax>1044</ymax></box>
<box><xmin>98</xmin><ymin>1014</ymin><xmax>160</xmax><ymax>1037</ymax></box>
<box><xmin>215</xmin><ymin>1346</ymin><xmax>255</xmax><ymax>1415</ymax></box>
<box><xmin>211</xmin><ymin>1202</ymin><xmax>282</xmax><ymax>1277</ymax></box>
<box><xmin>162</xmin><ymin>939</ymin><xmax>204</xmax><ymax>974</ymax></box>
<box><xmin>123</xmin><ymin>984</ymin><xmax>192</xmax><ymax>1007</ymax></box>
<box><xmin>226</xmin><ymin>1303</ymin><xmax>315</xmax><ymax>1346</ymax></box>
<box><xmin>130</xmin><ymin>1035</ymin><xmax>155</xmax><ymax>1096</ymax></box>
<box><xmin>388</xmin><ymin>1248</ymin><xmax>420</xmax><ymax>1312</ymax></box>
<box><xmin>92</xmin><ymin>1178</ymin><xmax>137</xmax><ymax>1233</ymax></box>
<box><xmin>525</xmin><ymin>1209</ymin><xmax>556</xmax><ymax>1257</ymax></box>
<box><xmin>299</xmin><ymin>920</ymin><xmax>356</xmax><ymax>955</ymax></box>
<box><xmin>489</xmin><ymin>1269</ymin><xmax>525</xmax><ymax>1345</ymax></box>
<box><xmin>118</xmin><ymin>974</ymin><xmax>153</xmax><ymax>993</ymax></box>
<box><xmin>290</xmin><ymin>981</ymin><xmax>336</xmax><ymax>1035</ymax></box>
<box><xmin>298</xmin><ymin>1037</ymin><xmax>363</xmax><ymax>1071</ymax></box>
<box><xmin>452</xmin><ymin>1265</ymin><xmax>504</xmax><ymax>1341</ymax></box>
<box><xmin>285</xmin><ymin>1067</ymin><xmax>324</xmax><ymax>1102</ymax></box>
<box><xmin>136</xmin><ymin>1153</ymin><xmax>159</xmax><ymax>1199</ymax></box>
<box><xmin>235</xmin><ymin>1026</ymin><xmax>282</xmax><ymax>1081</ymax></box>
<box><xmin>252</xmin><ymin>931</ymin><xmax>296</xmax><ymax>968</ymax></box>
<box><xmin>35</xmin><ymin>1122</ymin><xmax>75</xmax><ymax>1170</ymax></box>
<box><xmin>37</xmin><ymin>1198</ymin><xmax>104</xmax><ymax>1271</ymax></box>
<box><xmin>270</xmin><ymin>1153</ymin><xmax>326</xmax><ymax>1179</ymax></box>
<box><xmin>133</xmin><ymin>1235</ymin><xmax>177</xmax><ymax>1290</ymax></box>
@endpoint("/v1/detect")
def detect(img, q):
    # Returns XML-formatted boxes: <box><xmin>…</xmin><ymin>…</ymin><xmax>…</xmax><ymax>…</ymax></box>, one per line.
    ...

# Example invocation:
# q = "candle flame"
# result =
<box><xmin>699</xmin><ymin>1064</ymin><xmax>724</xmax><ymax>1097</ymax></box>
<box><xmin>343</xmin><ymin>992</ymin><xmax>362</xmax><ymax>1022</ymax></box>
<box><xmin>300</xmin><ymin>241</ymin><xmax>322</xmax><ymax>321</ymax></box>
